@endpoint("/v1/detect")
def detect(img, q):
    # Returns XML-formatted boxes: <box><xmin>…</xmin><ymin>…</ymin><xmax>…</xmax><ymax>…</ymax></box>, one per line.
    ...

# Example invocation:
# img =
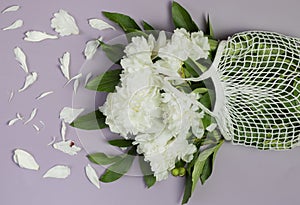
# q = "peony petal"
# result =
<box><xmin>84</xmin><ymin>72</ymin><xmax>93</xmax><ymax>86</ymax></box>
<box><xmin>47</xmin><ymin>136</ymin><xmax>56</xmax><ymax>146</ymax></box>
<box><xmin>60</xmin><ymin>121</ymin><xmax>67</xmax><ymax>141</ymax></box>
<box><xmin>8</xmin><ymin>90</ymin><xmax>14</xmax><ymax>102</ymax></box>
<box><xmin>53</xmin><ymin>140</ymin><xmax>81</xmax><ymax>156</ymax></box>
<box><xmin>85</xmin><ymin>164</ymin><xmax>100</xmax><ymax>189</ymax></box>
<box><xmin>88</xmin><ymin>19</ymin><xmax>115</xmax><ymax>31</ymax></box>
<box><xmin>8</xmin><ymin>113</ymin><xmax>23</xmax><ymax>126</ymax></box>
<box><xmin>14</xmin><ymin>47</ymin><xmax>29</xmax><ymax>73</ymax></box>
<box><xmin>43</xmin><ymin>165</ymin><xmax>70</xmax><ymax>179</ymax></box>
<box><xmin>73</xmin><ymin>79</ymin><xmax>79</xmax><ymax>94</ymax></box>
<box><xmin>51</xmin><ymin>9</ymin><xmax>79</xmax><ymax>36</ymax></box>
<box><xmin>36</xmin><ymin>91</ymin><xmax>54</xmax><ymax>100</ymax></box>
<box><xmin>59</xmin><ymin>107</ymin><xmax>84</xmax><ymax>123</ymax></box>
<box><xmin>13</xmin><ymin>149</ymin><xmax>39</xmax><ymax>170</ymax></box>
<box><xmin>84</xmin><ymin>39</ymin><xmax>100</xmax><ymax>60</ymax></box>
<box><xmin>33</xmin><ymin>124</ymin><xmax>40</xmax><ymax>132</ymax></box>
<box><xmin>2</xmin><ymin>19</ymin><xmax>23</xmax><ymax>31</ymax></box>
<box><xmin>65</xmin><ymin>73</ymin><xmax>82</xmax><ymax>86</ymax></box>
<box><xmin>18</xmin><ymin>72</ymin><xmax>38</xmax><ymax>92</ymax></box>
<box><xmin>24</xmin><ymin>108</ymin><xmax>38</xmax><ymax>125</ymax></box>
<box><xmin>59</xmin><ymin>52</ymin><xmax>70</xmax><ymax>80</ymax></box>
<box><xmin>24</xmin><ymin>31</ymin><xmax>58</xmax><ymax>42</ymax></box>
<box><xmin>2</xmin><ymin>5</ymin><xmax>20</xmax><ymax>13</ymax></box>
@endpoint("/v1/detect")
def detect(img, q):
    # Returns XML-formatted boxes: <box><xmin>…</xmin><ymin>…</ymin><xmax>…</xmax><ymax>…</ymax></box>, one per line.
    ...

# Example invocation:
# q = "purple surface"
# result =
<box><xmin>1</xmin><ymin>0</ymin><xmax>300</xmax><ymax>204</ymax></box>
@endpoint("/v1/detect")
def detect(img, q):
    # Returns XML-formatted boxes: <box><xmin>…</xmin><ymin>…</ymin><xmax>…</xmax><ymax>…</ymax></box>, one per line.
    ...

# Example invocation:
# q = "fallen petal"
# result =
<box><xmin>33</xmin><ymin>124</ymin><xmax>40</xmax><ymax>132</ymax></box>
<box><xmin>53</xmin><ymin>140</ymin><xmax>81</xmax><ymax>156</ymax></box>
<box><xmin>24</xmin><ymin>108</ymin><xmax>38</xmax><ymax>125</ymax></box>
<box><xmin>59</xmin><ymin>107</ymin><xmax>84</xmax><ymax>123</ymax></box>
<box><xmin>51</xmin><ymin>9</ymin><xmax>79</xmax><ymax>36</ymax></box>
<box><xmin>18</xmin><ymin>72</ymin><xmax>38</xmax><ymax>92</ymax></box>
<box><xmin>24</xmin><ymin>31</ymin><xmax>58</xmax><ymax>42</ymax></box>
<box><xmin>8</xmin><ymin>90</ymin><xmax>14</xmax><ymax>102</ymax></box>
<box><xmin>47</xmin><ymin>136</ymin><xmax>56</xmax><ymax>146</ymax></box>
<box><xmin>73</xmin><ymin>79</ymin><xmax>79</xmax><ymax>94</ymax></box>
<box><xmin>2</xmin><ymin>5</ymin><xmax>20</xmax><ymax>13</ymax></box>
<box><xmin>2</xmin><ymin>19</ymin><xmax>23</xmax><ymax>31</ymax></box>
<box><xmin>85</xmin><ymin>164</ymin><xmax>100</xmax><ymax>189</ymax></box>
<box><xmin>88</xmin><ymin>18</ymin><xmax>115</xmax><ymax>31</ymax></box>
<box><xmin>13</xmin><ymin>149</ymin><xmax>39</xmax><ymax>170</ymax></box>
<box><xmin>84</xmin><ymin>72</ymin><xmax>93</xmax><ymax>86</ymax></box>
<box><xmin>84</xmin><ymin>39</ymin><xmax>100</xmax><ymax>60</ymax></box>
<box><xmin>8</xmin><ymin>118</ymin><xmax>20</xmax><ymax>126</ymax></box>
<box><xmin>43</xmin><ymin>165</ymin><xmax>70</xmax><ymax>179</ymax></box>
<box><xmin>14</xmin><ymin>47</ymin><xmax>29</xmax><ymax>73</ymax></box>
<box><xmin>61</xmin><ymin>121</ymin><xmax>67</xmax><ymax>141</ymax></box>
<box><xmin>65</xmin><ymin>73</ymin><xmax>82</xmax><ymax>86</ymax></box>
<box><xmin>59</xmin><ymin>52</ymin><xmax>70</xmax><ymax>80</ymax></box>
<box><xmin>36</xmin><ymin>91</ymin><xmax>54</xmax><ymax>100</ymax></box>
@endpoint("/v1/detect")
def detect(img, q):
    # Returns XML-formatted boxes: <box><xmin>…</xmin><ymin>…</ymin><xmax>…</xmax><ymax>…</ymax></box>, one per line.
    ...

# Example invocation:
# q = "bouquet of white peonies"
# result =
<box><xmin>71</xmin><ymin>1</ymin><xmax>300</xmax><ymax>204</ymax></box>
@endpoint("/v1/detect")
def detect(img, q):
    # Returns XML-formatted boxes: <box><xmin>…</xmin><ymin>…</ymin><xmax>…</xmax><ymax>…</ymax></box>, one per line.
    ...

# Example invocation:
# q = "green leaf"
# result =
<box><xmin>87</xmin><ymin>152</ymin><xmax>123</xmax><ymax>165</ymax></box>
<box><xmin>100</xmin><ymin>42</ymin><xmax>125</xmax><ymax>64</ymax></box>
<box><xmin>142</xmin><ymin>21</ymin><xmax>155</xmax><ymax>30</ymax></box>
<box><xmin>172</xmin><ymin>1</ymin><xmax>199</xmax><ymax>32</ymax></box>
<box><xmin>100</xmin><ymin>154</ymin><xmax>135</xmax><ymax>183</ymax></box>
<box><xmin>181</xmin><ymin>174</ymin><xmax>193</xmax><ymax>204</ymax></box>
<box><xmin>102</xmin><ymin>11</ymin><xmax>141</xmax><ymax>33</ymax></box>
<box><xmin>139</xmin><ymin>156</ymin><xmax>156</xmax><ymax>188</ymax></box>
<box><xmin>191</xmin><ymin>140</ymin><xmax>224</xmax><ymax>192</ymax></box>
<box><xmin>184</xmin><ymin>58</ymin><xmax>201</xmax><ymax>77</ymax></box>
<box><xmin>199</xmin><ymin>154</ymin><xmax>213</xmax><ymax>184</ymax></box>
<box><xmin>192</xmin><ymin>87</ymin><xmax>208</xmax><ymax>94</ymax></box>
<box><xmin>108</xmin><ymin>139</ymin><xmax>134</xmax><ymax>148</ymax></box>
<box><xmin>70</xmin><ymin>110</ymin><xmax>108</xmax><ymax>130</ymax></box>
<box><xmin>85</xmin><ymin>69</ymin><xmax>122</xmax><ymax>92</ymax></box>
<box><xmin>206</xmin><ymin>15</ymin><xmax>214</xmax><ymax>38</ymax></box>
<box><xmin>200</xmin><ymin>92</ymin><xmax>212</xmax><ymax>109</ymax></box>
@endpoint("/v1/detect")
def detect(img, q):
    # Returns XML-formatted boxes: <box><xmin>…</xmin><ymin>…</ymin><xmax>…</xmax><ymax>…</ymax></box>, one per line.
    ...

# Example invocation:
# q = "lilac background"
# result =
<box><xmin>1</xmin><ymin>0</ymin><xmax>300</xmax><ymax>204</ymax></box>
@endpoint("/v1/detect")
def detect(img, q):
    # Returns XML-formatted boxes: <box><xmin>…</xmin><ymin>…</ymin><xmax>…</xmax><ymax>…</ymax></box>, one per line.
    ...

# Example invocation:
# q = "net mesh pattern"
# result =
<box><xmin>215</xmin><ymin>31</ymin><xmax>300</xmax><ymax>150</ymax></box>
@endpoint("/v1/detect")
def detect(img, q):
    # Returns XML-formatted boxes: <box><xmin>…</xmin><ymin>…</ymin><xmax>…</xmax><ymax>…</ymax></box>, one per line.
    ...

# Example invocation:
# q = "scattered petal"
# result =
<box><xmin>61</xmin><ymin>121</ymin><xmax>67</xmax><ymax>141</ymax></box>
<box><xmin>2</xmin><ymin>5</ymin><xmax>20</xmax><ymax>13</ymax></box>
<box><xmin>51</xmin><ymin>9</ymin><xmax>79</xmax><ymax>36</ymax></box>
<box><xmin>33</xmin><ymin>124</ymin><xmax>40</xmax><ymax>132</ymax></box>
<box><xmin>24</xmin><ymin>108</ymin><xmax>38</xmax><ymax>125</ymax></box>
<box><xmin>39</xmin><ymin>120</ymin><xmax>45</xmax><ymax>126</ymax></box>
<box><xmin>73</xmin><ymin>79</ymin><xmax>79</xmax><ymax>94</ymax></box>
<box><xmin>206</xmin><ymin>123</ymin><xmax>218</xmax><ymax>132</ymax></box>
<box><xmin>65</xmin><ymin>73</ymin><xmax>82</xmax><ymax>86</ymax></box>
<box><xmin>13</xmin><ymin>149</ymin><xmax>39</xmax><ymax>170</ymax></box>
<box><xmin>47</xmin><ymin>136</ymin><xmax>56</xmax><ymax>146</ymax></box>
<box><xmin>24</xmin><ymin>31</ymin><xmax>58</xmax><ymax>42</ymax></box>
<box><xmin>8</xmin><ymin>113</ymin><xmax>23</xmax><ymax>126</ymax></box>
<box><xmin>14</xmin><ymin>47</ymin><xmax>29</xmax><ymax>73</ymax></box>
<box><xmin>18</xmin><ymin>72</ymin><xmax>38</xmax><ymax>92</ymax></box>
<box><xmin>36</xmin><ymin>91</ymin><xmax>54</xmax><ymax>100</ymax></box>
<box><xmin>59</xmin><ymin>107</ymin><xmax>84</xmax><ymax>123</ymax></box>
<box><xmin>84</xmin><ymin>39</ymin><xmax>100</xmax><ymax>60</ymax></box>
<box><xmin>84</xmin><ymin>72</ymin><xmax>93</xmax><ymax>86</ymax></box>
<box><xmin>8</xmin><ymin>90</ymin><xmax>14</xmax><ymax>102</ymax></box>
<box><xmin>43</xmin><ymin>165</ymin><xmax>70</xmax><ymax>179</ymax></box>
<box><xmin>2</xmin><ymin>19</ymin><xmax>23</xmax><ymax>31</ymax></box>
<box><xmin>59</xmin><ymin>52</ymin><xmax>70</xmax><ymax>80</ymax></box>
<box><xmin>53</xmin><ymin>140</ymin><xmax>81</xmax><ymax>156</ymax></box>
<box><xmin>88</xmin><ymin>18</ymin><xmax>115</xmax><ymax>31</ymax></box>
<box><xmin>85</xmin><ymin>164</ymin><xmax>100</xmax><ymax>189</ymax></box>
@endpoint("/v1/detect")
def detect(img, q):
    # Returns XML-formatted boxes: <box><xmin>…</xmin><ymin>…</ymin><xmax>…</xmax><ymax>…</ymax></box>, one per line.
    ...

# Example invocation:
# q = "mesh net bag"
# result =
<box><xmin>206</xmin><ymin>31</ymin><xmax>300</xmax><ymax>150</ymax></box>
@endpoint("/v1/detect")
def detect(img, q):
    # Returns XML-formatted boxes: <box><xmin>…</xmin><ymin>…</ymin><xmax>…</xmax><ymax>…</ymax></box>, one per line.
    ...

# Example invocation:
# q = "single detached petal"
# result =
<box><xmin>53</xmin><ymin>140</ymin><xmax>81</xmax><ymax>156</ymax></box>
<box><xmin>84</xmin><ymin>39</ymin><xmax>100</xmax><ymax>60</ymax></box>
<box><xmin>8</xmin><ymin>113</ymin><xmax>23</xmax><ymax>126</ymax></box>
<box><xmin>24</xmin><ymin>108</ymin><xmax>38</xmax><ymax>125</ymax></box>
<box><xmin>24</xmin><ymin>31</ymin><xmax>58</xmax><ymax>42</ymax></box>
<box><xmin>2</xmin><ymin>5</ymin><xmax>20</xmax><ymax>13</ymax></box>
<box><xmin>18</xmin><ymin>72</ymin><xmax>38</xmax><ymax>92</ymax></box>
<box><xmin>43</xmin><ymin>165</ymin><xmax>70</xmax><ymax>179</ymax></box>
<box><xmin>59</xmin><ymin>107</ymin><xmax>84</xmax><ymax>123</ymax></box>
<box><xmin>88</xmin><ymin>18</ymin><xmax>115</xmax><ymax>31</ymax></box>
<box><xmin>13</xmin><ymin>149</ymin><xmax>39</xmax><ymax>170</ymax></box>
<box><xmin>73</xmin><ymin>79</ymin><xmax>79</xmax><ymax>94</ymax></box>
<box><xmin>60</xmin><ymin>121</ymin><xmax>67</xmax><ymax>141</ymax></box>
<box><xmin>14</xmin><ymin>47</ymin><xmax>29</xmax><ymax>73</ymax></box>
<box><xmin>8</xmin><ymin>90</ymin><xmax>14</xmax><ymax>102</ymax></box>
<box><xmin>36</xmin><ymin>91</ymin><xmax>54</xmax><ymax>100</ymax></box>
<box><xmin>59</xmin><ymin>52</ymin><xmax>70</xmax><ymax>80</ymax></box>
<box><xmin>33</xmin><ymin>124</ymin><xmax>40</xmax><ymax>132</ymax></box>
<box><xmin>85</xmin><ymin>164</ymin><xmax>100</xmax><ymax>189</ymax></box>
<box><xmin>47</xmin><ymin>136</ymin><xmax>56</xmax><ymax>146</ymax></box>
<box><xmin>206</xmin><ymin>123</ymin><xmax>217</xmax><ymax>132</ymax></box>
<box><xmin>2</xmin><ymin>19</ymin><xmax>23</xmax><ymax>31</ymax></box>
<box><xmin>65</xmin><ymin>73</ymin><xmax>82</xmax><ymax>86</ymax></box>
<box><xmin>51</xmin><ymin>9</ymin><xmax>79</xmax><ymax>36</ymax></box>
<box><xmin>84</xmin><ymin>72</ymin><xmax>93</xmax><ymax>86</ymax></box>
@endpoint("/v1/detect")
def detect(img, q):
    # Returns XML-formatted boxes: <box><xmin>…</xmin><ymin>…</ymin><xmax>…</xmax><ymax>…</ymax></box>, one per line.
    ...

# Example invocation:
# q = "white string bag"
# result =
<box><xmin>198</xmin><ymin>31</ymin><xmax>300</xmax><ymax>150</ymax></box>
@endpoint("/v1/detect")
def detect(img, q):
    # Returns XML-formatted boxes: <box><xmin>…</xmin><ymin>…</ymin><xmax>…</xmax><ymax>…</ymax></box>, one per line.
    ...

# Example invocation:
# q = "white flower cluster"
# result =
<box><xmin>100</xmin><ymin>28</ymin><xmax>210</xmax><ymax>181</ymax></box>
